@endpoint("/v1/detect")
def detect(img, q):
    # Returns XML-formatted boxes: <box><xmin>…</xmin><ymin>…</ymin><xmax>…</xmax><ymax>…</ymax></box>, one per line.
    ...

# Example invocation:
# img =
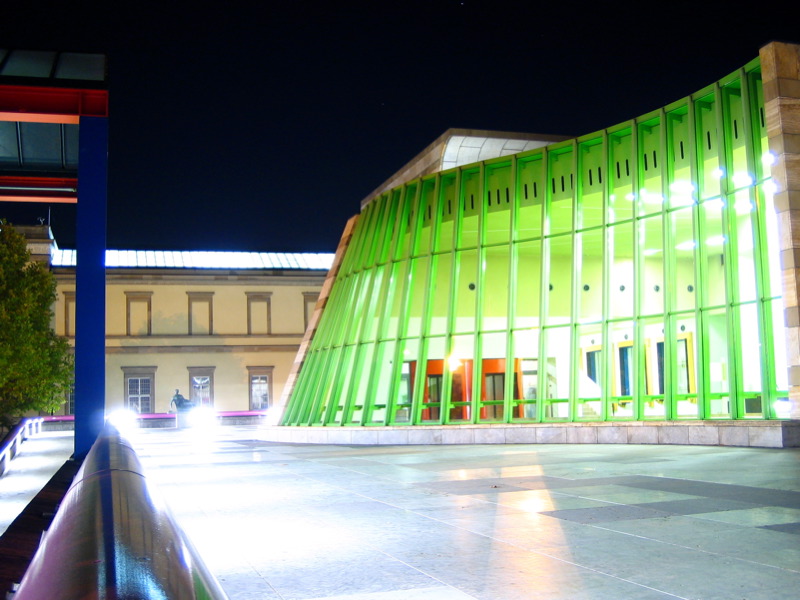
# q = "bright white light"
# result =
<box><xmin>732</xmin><ymin>172</ymin><xmax>754</xmax><ymax>187</ymax></box>
<box><xmin>712</xmin><ymin>167</ymin><xmax>725</xmax><ymax>179</ymax></box>
<box><xmin>669</xmin><ymin>181</ymin><xmax>695</xmax><ymax>194</ymax></box>
<box><xmin>763</xmin><ymin>180</ymin><xmax>778</xmax><ymax>196</ymax></box>
<box><xmin>447</xmin><ymin>355</ymin><xmax>463</xmax><ymax>371</ymax></box>
<box><xmin>625</xmin><ymin>192</ymin><xmax>636</xmax><ymax>202</ymax></box>
<box><xmin>188</xmin><ymin>406</ymin><xmax>217</xmax><ymax>430</ymax></box>
<box><xmin>705</xmin><ymin>235</ymin><xmax>726</xmax><ymax>246</ymax></box>
<box><xmin>762</xmin><ymin>152</ymin><xmax>776</xmax><ymax>166</ymax></box>
<box><xmin>107</xmin><ymin>409</ymin><xmax>138</xmax><ymax>435</ymax></box>
<box><xmin>675</xmin><ymin>240</ymin><xmax>696</xmax><ymax>251</ymax></box>
<box><xmin>643</xmin><ymin>248</ymin><xmax>661</xmax><ymax>256</ymax></box>
<box><xmin>704</xmin><ymin>198</ymin><xmax>725</xmax><ymax>211</ymax></box>
<box><xmin>734</xmin><ymin>199</ymin><xmax>753</xmax><ymax>213</ymax></box>
<box><xmin>773</xmin><ymin>399</ymin><xmax>791</xmax><ymax>418</ymax></box>
<box><xmin>263</xmin><ymin>408</ymin><xmax>282</xmax><ymax>426</ymax></box>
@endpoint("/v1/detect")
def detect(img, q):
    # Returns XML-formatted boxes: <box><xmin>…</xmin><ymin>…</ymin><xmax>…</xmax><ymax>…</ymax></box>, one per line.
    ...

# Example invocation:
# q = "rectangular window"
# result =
<box><xmin>125</xmin><ymin>291</ymin><xmax>152</xmax><ymax>336</ymax></box>
<box><xmin>188</xmin><ymin>366</ymin><xmax>215</xmax><ymax>407</ymax></box>
<box><xmin>248</xmin><ymin>366</ymin><xmax>273</xmax><ymax>410</ymax></box>
<box><xmin>122</xmin><ymin>366</ymin><xmax>157</xmax><ymax>413</ymax></box>
<box><xmin>303</xmin><ymin>292</ymin><xmax>319</xmax><ymax>331</ymax></box>
<box><xmin>246</xmin><ymin>292</ymin><xmax>272</xmax><ymax>334</ymax></box>
<box><xmin>63</xmin><ymin>291</ymin><xmax>76</xmax><ymax>337</ymax></box>
<box><xmin>187</xmin><ymin>292</ymin><xmax>214</xmax><ymax>335</ymax></box>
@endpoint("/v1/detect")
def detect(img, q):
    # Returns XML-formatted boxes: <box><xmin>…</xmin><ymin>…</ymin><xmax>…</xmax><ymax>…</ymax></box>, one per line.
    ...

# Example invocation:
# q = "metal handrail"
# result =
<box><xmin>0</xmin><ymin>418</ymin><xmax>43</xmax><ymax>477</ymax></box>
<box><xmin>14</xmin><ymin>423</ymin><xmax>228</xmax><ymax>599</ymax></box>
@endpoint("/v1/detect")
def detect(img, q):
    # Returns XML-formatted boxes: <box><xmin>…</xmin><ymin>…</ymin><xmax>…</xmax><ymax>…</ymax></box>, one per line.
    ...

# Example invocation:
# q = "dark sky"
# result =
<box><xmin>1</xmin><ymin>1</ymin><xmax>796</xmax><ymax>252</ymax></box>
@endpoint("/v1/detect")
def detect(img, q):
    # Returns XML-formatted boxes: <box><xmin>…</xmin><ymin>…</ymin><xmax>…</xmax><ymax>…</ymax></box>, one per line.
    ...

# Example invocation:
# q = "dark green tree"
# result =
<box><xmin>0</xmin><ymin>222</ymin><xmax>73</xmax><ymax>432</ymax></box>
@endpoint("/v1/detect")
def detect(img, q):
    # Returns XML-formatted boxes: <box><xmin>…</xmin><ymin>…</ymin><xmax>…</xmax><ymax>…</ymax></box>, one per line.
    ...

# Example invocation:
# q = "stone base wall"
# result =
<box><xmin>262</xmin><ymin>421</ymin><xmax>800</xmax><ymax>448</ymax></box>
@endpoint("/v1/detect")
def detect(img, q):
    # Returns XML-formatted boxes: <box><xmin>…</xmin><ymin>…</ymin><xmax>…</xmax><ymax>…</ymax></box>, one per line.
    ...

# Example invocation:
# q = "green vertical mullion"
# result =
<box><xmin>716</xmin><ymin>80</ymin><xmax>743</xmax><ymax>418</ymax></box>
<box><xmin>686</xmin><ymin>94</ymin><xmax>706</xmax><ymax>419</ymax></box>
<box><xmin>741</xmin><ymin>67</ymin><xmax>777</xmax><ymax>416</ymax></box>
<box><xmin>504</xmin><ymin>156</ymin><xmax>519</xmax><ymax>422</ymax></box>
<box><xmin>536</xmin><ymin>150</ymin><xmax>550</xmax><ymax>423</ymax></box>
<box><xmin>567</xmin><ymin>141</ymin><xmax>580</xmax><ymax>422</ymax></box>
<box><xmin>599</xmin><ymin>133</ymin><xmax>613</xmax><ymax>421</ymax></box>
<box><xmin>472</xmin><ymin>163</ymin><xmax>487</xmax><ymax>424</ymax></box>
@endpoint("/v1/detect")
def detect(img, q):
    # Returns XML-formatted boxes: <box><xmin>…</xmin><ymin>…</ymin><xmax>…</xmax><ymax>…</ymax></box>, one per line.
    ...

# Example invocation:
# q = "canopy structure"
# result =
<box><xmin>1</xmin><ymin>48</ymin><xmax>109</xmax><ymax>457</ymax></box>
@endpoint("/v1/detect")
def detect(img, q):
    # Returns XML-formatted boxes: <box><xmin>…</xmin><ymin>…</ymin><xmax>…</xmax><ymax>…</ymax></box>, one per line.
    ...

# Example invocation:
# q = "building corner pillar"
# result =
<box><xmin>761</xmin><ymin>41</ymin><xmax>800</xmax><ymax>419</ymax></box>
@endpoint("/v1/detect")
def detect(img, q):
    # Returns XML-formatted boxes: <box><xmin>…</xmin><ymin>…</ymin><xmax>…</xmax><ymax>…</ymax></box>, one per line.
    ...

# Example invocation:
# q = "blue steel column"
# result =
<box><xmin>74</xmin><ymin>116</ymin><xmax>108</xmax><ymax>458</ymax></box>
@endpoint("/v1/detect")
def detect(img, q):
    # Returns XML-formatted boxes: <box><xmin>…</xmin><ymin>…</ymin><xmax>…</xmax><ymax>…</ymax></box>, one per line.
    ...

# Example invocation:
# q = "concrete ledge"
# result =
<box><xmin>259</xmin><ymin>420</ymin><xmax>800</xmax><ymax>448</ymax></box>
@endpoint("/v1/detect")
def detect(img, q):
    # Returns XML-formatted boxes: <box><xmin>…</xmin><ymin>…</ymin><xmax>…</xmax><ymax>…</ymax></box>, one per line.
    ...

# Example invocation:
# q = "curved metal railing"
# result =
<box><xmin>14</xmin><ymin>423</ymin><xmax>228</xmax><ymax>599</ymax></box>
<box><xmin>0</xmin><ymin>418</ymin><xmax>43</xmax><ymax>478</ymax></box>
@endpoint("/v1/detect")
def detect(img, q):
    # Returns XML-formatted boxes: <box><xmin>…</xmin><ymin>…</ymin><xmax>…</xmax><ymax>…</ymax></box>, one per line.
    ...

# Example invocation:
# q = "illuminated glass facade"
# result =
<box><xmin>283</xmin><ymin>56</ymin><xmax>790</xmax><ymax>427</ymax></box>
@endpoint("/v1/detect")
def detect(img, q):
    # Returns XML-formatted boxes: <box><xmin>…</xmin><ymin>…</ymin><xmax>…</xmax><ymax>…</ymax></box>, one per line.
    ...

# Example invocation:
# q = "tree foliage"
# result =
<box><xmin>0</xmin><ymin>222</ymin><xmax>73</xmax><ymax>431</ymax></box>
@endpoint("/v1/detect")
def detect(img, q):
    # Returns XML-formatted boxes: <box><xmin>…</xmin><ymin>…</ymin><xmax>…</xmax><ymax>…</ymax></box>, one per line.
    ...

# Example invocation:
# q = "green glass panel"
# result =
<box><xmin>377</xmin><ymin>188</ymin><xmax>403</xmax><ymax>264</ymax></box>
<box><xmin>453</xmin><ymin>249</ymin><xmax>478</xmax><ymax>333</ymax></box>
<box><xmin>666</xmin><ymin>105</ymin><xmax>693</xmax><ymax>210</ymax></box>
<box><xmin>578</xmin><ymin>228</ymin><xmax>603</xmax><ymax>323</ymax></box>
<box><xmin>672</xmin><ymin>315</ymin><xmax>699</xmax><ymax>419</ymax></box>
<box><xmin>392</xmin><ymin>337</ymin><xmax>419</xmax><ymax>423</ymax></box>
<box><xmin>346</xmin><ymin>341</ymin><xmax>376</xmax><ymax>424</ymax></box>
<box><xmin>609</xmin><ymin>128</ymin><xmax>634</xmax><ymax>222</ymax></box>
<box><xmin>393</xmin><ymin>182</ymin><xmax>418</xmax><ymax>261</ymax></box>
<box><xmin>459</xmin><ymin>168</ymin><xmax>481</xmax><ymax>249</ymax></box>
<box><xmin>429</xmin><ymin>253</ymin><xmax>453</xmax><ymax>336</ymax></box>
<box><xmin>477</xmin><ymin>331</ymin><xmax>507</xmax><ymax>423</ymax></box>
<box><xmin>738</xmin><ymin>303</ymin><xmax>763</xmax><ymax>394</ymax></box>
<box><xmin>420</xmin><ymin>336</ymin><xmax>446</xmax><ymax>423</ymax></box>
<box><xmin>545</xmin><ymin>234</ymin><xmax>572</xmax><ymax>326</ymax></box>
<box><xmin>696</xmin><ymin>94</ymin><xmax>722</xmax><ymax>200</ymax></box>
<box><xmin>516</xmin><ymin>155</ymin><xmax>544</xmax><ymax>241</ymax></box>
<box><xmin>609</xmin><ymin>223</ymin><xmax>634</xmax><ymax>319</ymax></box>
<box><xmin>415</xmin><ymin>177</ymin><xmax>437</xmax><ymax>257</ymax></box>
<box><xmin>547</xmin><ymin>148</ymin><xmax>574</xmax><ymax>235</ymax></box>
<box><xmin>640</xmin><ymin>216</ymin><xmax>664</xmax><ymax>316</ymax></box>
<box><xmin>365</xmin><ymin>340</ymin><xmax>396</xmax><ymax>424</ymax></box>
<box><xmin>481</xmin><ymin>246</ymin><xmax>509</xmax><ymax>332</ymax></box>
<box><xmin>609</xmin><ymin>321</ymin><xmax>636</xmax><ymax>420</ymax></box>
<box><xmin>769</xmin><ymin>299</ymin><xmax>789</xmax><ymax>392</ymax></box>
<box><xmin>638</xmin><ymin>116</ymin><xmax>664</xmax><ymax>216</ymax></box>
<box><xmin>512</xmin><ymin>328</ymin><xmax>539</xmax><ymax>421</ymax></box>
<box><xmin>542</xmin><ymin>325</ymin><xmax>571</xmax><ymax>419</ymax></box>
<box><xmin>448</xmin><ymin>333</ymin><xmax>475</xmax><ymax>422</ymax></box>
<box><xmin>484</xmin><ymin>161</ymin><xmax>512</xmax><ymax>246</ymax></box>
<box><xmin>640</xmin><ymin>316</ymin><xmax>666</xmax><ymax>418</ymax></box>
<box><xmin>406</xmin><ymin>257</ymin><xmax>431</xmax><ymax>338</ymax></box>
<box><xmin>514</xmin><ymin>240</ymin><xmax>541</xmax><ymax>329</ymax></box>
<box><xmin>578</xmin><ymin>139</ymin><xmax>604</xmax><ymax>230</ymax></box>
<box><xmin>731</xmin><ymin>189</ymin><xmax>757</xmax><ymax>302</ymax></box>
<box><xmin>435</xmin><ymin>172</ymin><xmax>458</xmax><ymax>252</ymax></box>
<box><xmin>762</xmin><ymin>184</ymin><xmax>783</xmax><ymax>298</ymax></box>
<box><xmin>576</xmin><ymin>323</ymin><xmax>602</xmax><ymax>420</ymax></box>
<box><xmin>698</xmin><ymin>199</ymin><xmax>726</xmax><ymax>308</ymax></box>
<box><xmin>671</xmin><ymin>207</ymin><xmax>697</xmax><ymax>312</ymax></box>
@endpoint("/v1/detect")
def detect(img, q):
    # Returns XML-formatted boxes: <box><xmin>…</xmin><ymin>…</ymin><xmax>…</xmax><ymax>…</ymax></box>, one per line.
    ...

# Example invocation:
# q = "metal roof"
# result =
<box><xmin>51</xmin><ymin>248</ymin><xmax>335</xmax><ymax>270</ymax></box>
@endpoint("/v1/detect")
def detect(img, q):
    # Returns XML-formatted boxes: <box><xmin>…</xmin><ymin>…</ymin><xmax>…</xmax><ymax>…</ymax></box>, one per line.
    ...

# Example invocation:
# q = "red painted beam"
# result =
<box><xmin>0</xmin><ymin>175</ymin><xmax>78</xmax><ymax>203</ymax></box>
<box><xmin>0</xmin><ymin>85</ymin><xmax>108</xmax><ymax>123</ymax></box>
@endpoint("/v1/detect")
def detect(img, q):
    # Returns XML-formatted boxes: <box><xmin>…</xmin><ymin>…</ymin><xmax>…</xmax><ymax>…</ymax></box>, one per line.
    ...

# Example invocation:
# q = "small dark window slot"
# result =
<box><xmin>551</xmin><ymin>178</ymin><xmax>556</xmax><ymax>193</ymax></box>
<box><xmin>625</xmin><ymin>159</ymin><xmax>630</xmax><ymax>176</ymax></box>
<box><xmin>652</xmin><ymin>151</ymin><xmax>657</xmax><ymax>168</ymax></box>
<box><xmin>560</xmin><ymin>176</ymin><xmax>565</xmax><ymax>192</ymax></box>
<box><xmin>496</xmin><ymin>189</ymin><xmax>501</xmax><ymax>204</ymax></box>
<box><xmin>533</xmin><ymin>182</ymin><xmax>538</xmax><ymax>198</ymax></box>
<box><xmin>588</xmin><ymin>170</ymin><xmax>593</xmax><ymax>186</ymax></box>
<box><xmin>643</xmin><ymin>154</ymin><xmax>648</xmax><ymax>171</ymax></box>
<box><xmin>505</xmin><ymin>188</ymin><xmax>510</xmax><ymax>203</ymax></box>
<box><xmin>680</xmin><ymin>141</ymin><xmax>685</xmax><ymax>159</ymax></box>
<box><xmin>470</xmin><ymin>194</ymin><xmax>474</xmax><ymax>210</ymax></box>
<box><xmin>448</xmin><ymin>200</ymin><xmax>452</xmax><ymax>214</ymax></box>
<box><xmin>733</xmin><ymin>119</ymin><xmax>738</xmax><ymax>139</ymax></box>
<box><xmin>616</xmin><ymin>162</ymin><xmax>621</xmax><ymax>178</ymax></box>
<box><xmin>707</xmin><ymin>131</ymin><xmax>712</xmax><ymax>150</ymax></box>
<box><xmin>524</xmin><ymin>183</ymin><xmax>529</xmax><ymax>199</ymax></box>
<box><xmin>760</xmin><ymin>107</ymin><xmax>765</xmax><ymax>128</ymax></box>
<box><xmin>598</xmin><ymin>167</ymin><xmax>602</xmax><ymax>184</ymax></box>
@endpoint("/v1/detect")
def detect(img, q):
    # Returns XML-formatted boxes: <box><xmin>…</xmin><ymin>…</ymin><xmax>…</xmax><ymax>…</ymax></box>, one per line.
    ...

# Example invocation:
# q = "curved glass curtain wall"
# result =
<box><xmin>282</xmin><ymin>57</ymin><xmax>789</xmax><ymax>427</ymax></box>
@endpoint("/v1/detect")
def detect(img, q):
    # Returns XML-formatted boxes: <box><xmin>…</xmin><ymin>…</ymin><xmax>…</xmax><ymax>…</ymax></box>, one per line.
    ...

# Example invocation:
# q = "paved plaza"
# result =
<box><xmin>2</xmin><ymin>425</ymin><xmax>800</xmax><ymax>599</ymax></box>
<box><xmin>127</xmin><ymin>426</ymin><xmax>800</xmax><ymax>600</ymax></box>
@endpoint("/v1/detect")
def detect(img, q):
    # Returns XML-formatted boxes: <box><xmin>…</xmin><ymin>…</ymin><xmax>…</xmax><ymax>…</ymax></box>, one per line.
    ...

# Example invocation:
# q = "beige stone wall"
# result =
<box><xmin>761</xmin><ymin>41</ymin><xmax>800</xmax><ymax>419</ymax></box>
<box><xmin>53</xmin><ymin>268</ymin><xmax>325</xmax><ymax>414</ymax></box>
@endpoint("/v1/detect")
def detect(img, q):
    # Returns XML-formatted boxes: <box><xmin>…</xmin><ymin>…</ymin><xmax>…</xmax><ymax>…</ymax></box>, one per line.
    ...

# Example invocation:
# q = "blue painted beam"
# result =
<box><xmin>73</xmin><ymin>116</ymin><xmax>108</xmax><ymax>458</ymax></box>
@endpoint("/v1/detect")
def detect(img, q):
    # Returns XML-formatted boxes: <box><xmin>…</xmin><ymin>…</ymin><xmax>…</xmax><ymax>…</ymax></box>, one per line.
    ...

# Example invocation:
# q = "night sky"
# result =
<box><xmin>1</xmin><ymin>1</ymin><xmax>796</xmax><ymax>252</ymax></box>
